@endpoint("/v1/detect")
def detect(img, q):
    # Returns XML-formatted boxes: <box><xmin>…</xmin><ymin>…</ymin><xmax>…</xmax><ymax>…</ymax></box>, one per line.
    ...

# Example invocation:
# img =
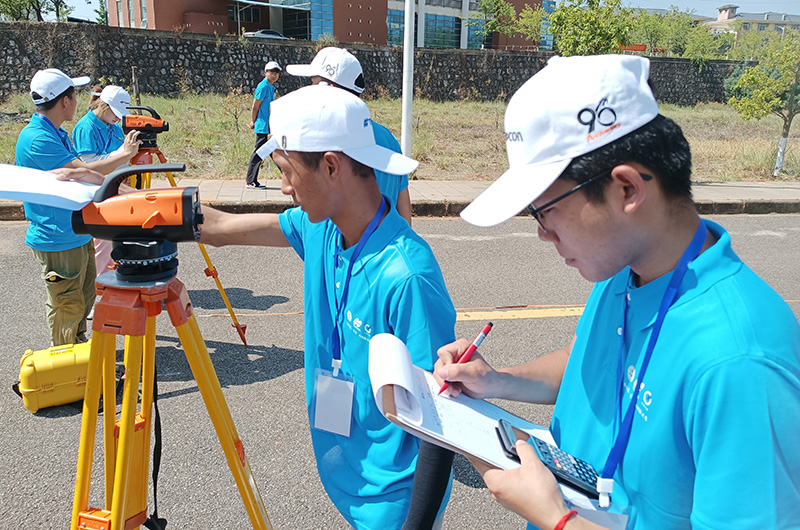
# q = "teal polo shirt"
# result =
<box><xmin>15</xmin><ymin>113</ymin><xmax>91</xmax><ymax>251</ymax></box>
<box><xmin>549</xmin><ymin>221</ymin><xmax>800</xmax><ymax>529</ymax></box>
<box><xmin>73</xmin><ymin>110</ymin><xmax>125</xmax><ymax>157</ymax></box>
<box><xmin>372</xmin><ymin>122</ymin><xmax>409</xmax><ymax>211</ymax></box>
<box><xmin>279</xmin><ymin>203</ymin><xmax>456</xmax><ymax>529</ymax></box>
<box><xmin>253</xmin><ymin>78</ymin><xmax>276</xmax><ymax>135</ymax></box>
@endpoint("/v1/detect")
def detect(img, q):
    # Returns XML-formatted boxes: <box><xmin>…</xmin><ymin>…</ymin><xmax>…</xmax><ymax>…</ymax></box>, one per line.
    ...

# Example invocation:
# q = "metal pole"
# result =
<box><xmin>400</xmin><ymin>0</ymin><xmax>414</xmax><ymax>157</ymax></box>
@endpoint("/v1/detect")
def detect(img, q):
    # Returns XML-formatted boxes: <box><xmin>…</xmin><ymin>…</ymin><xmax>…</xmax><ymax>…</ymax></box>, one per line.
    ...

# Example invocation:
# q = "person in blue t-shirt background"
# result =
<box><xmin>245</xmin><ymin>60</ymin><xmax>281</xmax><ymax>189</ymax></box>
<box><xmin>200</xmin><ymin>84</ymin><xmax>455</xmax><ymax>530</ymax></box>
<box><xmin>15</xmin><ymin>68</ymin><xmax>141</xmax><ymax>346</ymax></box>
<box><xmin>286</xmin><ymin>47</ymin><xmax>414</xmax><ymax>225</ymax></box>
<box><xmin>73</xmin><ymin>84</ymin><xmax>135</xmax><ymax>278</ymax></box>
<box><xmin>73</xmin><ymin>85</ymin><xmax>131</xmax><ymax>162</ymax></box>
<box><xmin>434</xmin><ymin>55</ymin><xmax>800</xmax><ymax>530</ymax></box>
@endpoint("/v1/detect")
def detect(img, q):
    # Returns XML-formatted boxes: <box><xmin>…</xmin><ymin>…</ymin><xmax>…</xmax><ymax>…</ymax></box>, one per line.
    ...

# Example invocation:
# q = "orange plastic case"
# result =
<box><xmin>16</xmin><ymin>341</ymin><xmax>91</xmax><ymax>413</ymax></box>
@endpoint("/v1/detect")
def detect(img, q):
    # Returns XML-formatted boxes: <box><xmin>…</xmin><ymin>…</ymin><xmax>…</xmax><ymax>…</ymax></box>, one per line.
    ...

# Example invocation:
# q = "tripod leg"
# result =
<box><xmin>110</xmin><ymin>334</ymin><xmax>144</xmax><ymax>530</ymax></box>
<box><xmin>71</xmin><ymin>332</ymin><xmax>115</xmax><ymax>530</ymax></box>
<box><xmin>102</xmin><ymin>334</ymin><xmax>118</xmax><ymax>508</ymax></box>
<box><xmin>175</xmin><ymin>317</ymin><xmax>273</xmax><ymax>530</ymax></box>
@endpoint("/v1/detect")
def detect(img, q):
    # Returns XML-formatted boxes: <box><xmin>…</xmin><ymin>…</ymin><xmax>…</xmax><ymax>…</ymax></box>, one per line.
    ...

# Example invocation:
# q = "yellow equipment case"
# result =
<box><xmin>13</xmin><ymin>341</ymin><xmax>92</xmax><ymax>413</ymax></box>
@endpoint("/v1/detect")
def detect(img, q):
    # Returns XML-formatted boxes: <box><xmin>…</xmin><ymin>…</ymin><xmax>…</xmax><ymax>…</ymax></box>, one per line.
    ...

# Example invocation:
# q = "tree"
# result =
<box><xmin>515</xmin><ymin>3</ymin><xmax>545</xmax><ymax>44</ymax></box>
<box><xmin>661</xmin><ymin>6</ymin><xmax>694</xmax><ymax>56</ymax></box>
<box><xmin>548</xmin><ymin>0</ymin><xmax>634</xmax><ymax>56</ymax></box>
<box><xmin>51</xmin><ymin>0</ymin><xmax>73</xmax><ymax>21</ymax></box>
<box><xmin>683</xmin><ymin>24</ymin><xmax>733</xmax><ymax>59</ymax></box>
<box><xmin>727</xmin><ymin>21</ymin><xmax>771</xmax><ymax>62</ymax></box>
<box><xmin>95</xmin><ymin>0</ymin><xmax>107</xmax><ymax>25</ymax></box>
<box><xmin>0</xmin><ymin>0</ymin><xmax>32</xmax><ymax>20</ymax></box>
<box><xmin>729</xmin><ymin>30</ymin><xmax>800</xmax><ymax>176</ymax></box>
<box><xmin>466</xmin><ymin>0</ymin><xmax>519</xmax><ymax>40</ymax></box>
<box><xmin>631</xmin><ymin>8</ymin><xmax>667</xmax><ymax>55</ymax></box>
<box><xmin>27</xmin><ymin>0</ymin><xmax>51</xmax><ymax>21</ymax></box>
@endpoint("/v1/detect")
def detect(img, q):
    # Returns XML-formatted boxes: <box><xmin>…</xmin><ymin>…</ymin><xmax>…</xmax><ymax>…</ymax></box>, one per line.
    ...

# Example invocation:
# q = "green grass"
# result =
<box><xmin>1</xmin><ymin>92</ymin><xmax>798</xmax><ymax>181</ymax></box>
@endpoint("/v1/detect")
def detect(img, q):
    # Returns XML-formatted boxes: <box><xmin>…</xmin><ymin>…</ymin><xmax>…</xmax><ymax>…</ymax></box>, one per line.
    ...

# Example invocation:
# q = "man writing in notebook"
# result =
<box><xmin>434</xmin><ymin>55</ymin><xmax>800</xmax><ymax>529</ymax></box>
<box><xmin>199</xmin><ymin>84</ymin><xmax>455</xmax><ymax>529</ymax></box>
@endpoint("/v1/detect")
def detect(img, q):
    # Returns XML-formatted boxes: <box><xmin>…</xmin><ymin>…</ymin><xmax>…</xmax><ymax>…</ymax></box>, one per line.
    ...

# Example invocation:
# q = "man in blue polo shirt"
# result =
<box><xmin>16</xmin><ymin>68</ymin><xmax>141</xmax><ymax>346</ymax></box>
<box><xmin>200</xmin><ymin>84</ymin><xmax>455</xmax><ymax>529</ymax></box>
<box><xmin>434</xmin><ymin>55</ymin><xmax>800</xmax><ymax>529</ymax></box>
<box><xmin>245</xmin><ymin>60</ymin><xmax>281</xmax><ymax>189</ymax></box>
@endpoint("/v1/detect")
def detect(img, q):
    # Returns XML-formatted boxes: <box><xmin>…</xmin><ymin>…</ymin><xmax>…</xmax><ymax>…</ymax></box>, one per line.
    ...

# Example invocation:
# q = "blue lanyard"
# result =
<box><xmin>601</xmin><ymin>220</ymin><xmax>707</xmax><ymax>481</ymax></box>
<box><xmin>330</xmin><ymin>197</ymin><xmax>387</xmax><ymax>365</ymax></box>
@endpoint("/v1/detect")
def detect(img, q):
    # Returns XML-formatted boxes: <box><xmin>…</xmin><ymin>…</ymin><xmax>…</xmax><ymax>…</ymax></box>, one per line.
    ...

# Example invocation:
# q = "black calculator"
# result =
<box><xmin>496</xmin><ymin>419</ymin><xmax>600</xmax><ymax>499</ymax></box>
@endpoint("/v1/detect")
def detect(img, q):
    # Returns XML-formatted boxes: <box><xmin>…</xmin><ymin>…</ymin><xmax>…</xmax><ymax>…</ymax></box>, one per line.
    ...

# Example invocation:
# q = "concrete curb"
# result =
<box><xmin>2</xmin><ymin>198</ymin><xmax>799</xmax><ymax>222</ymax></box>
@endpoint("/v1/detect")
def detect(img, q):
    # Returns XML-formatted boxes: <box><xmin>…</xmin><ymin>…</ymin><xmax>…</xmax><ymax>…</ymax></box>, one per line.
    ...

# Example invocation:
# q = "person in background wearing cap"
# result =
<box><xmin>200</xmin><ymin>84</ymin><xmax>455</xmax><ymax>529</ymax></box>
<box><xmin>72</xmin><ymin>85</ymin><xmax>136</xmax><ymax>290</ymax></box>
<box><xmin>434</xmin><ymin>54</ymin><xmax>800</xmax><ymax>530</ymax></box>
<box><xmin>286</xmin><ymin>47</ymin><xmax>414</xmax><ymax>225</ymax></box>
<box><xmin>73</xmin><ymin>85</ymin><xmax>131</xmax><ymax>163</ymax></box>
<box><xmin>16</xmin><ymin>68</ymin><xmax>141</xmax><ymax>346</ymax></box>
<box><xmin>245</xmin><ymin>60</ymin><xmax>281</xmax><ymax>189</ymax></box>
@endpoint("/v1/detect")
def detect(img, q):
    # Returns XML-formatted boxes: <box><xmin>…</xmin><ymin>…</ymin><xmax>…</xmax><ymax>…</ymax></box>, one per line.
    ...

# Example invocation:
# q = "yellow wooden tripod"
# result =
<box><xmin>70</xmin><ymin>264</ymin><xmax>273</xmax><ymax>530</ymax></box>
<box><xmin>129</xmin><ymin>146</ymin><xmax>248</xmax><ymax>345</ymax></box>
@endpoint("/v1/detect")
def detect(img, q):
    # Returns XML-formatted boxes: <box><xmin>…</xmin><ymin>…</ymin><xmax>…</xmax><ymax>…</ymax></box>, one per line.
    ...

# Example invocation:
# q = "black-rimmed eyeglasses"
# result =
<box><xmin>527</xmin><ymin>170</ymin><xmax>652</xmax><ymax>233</ymax></box>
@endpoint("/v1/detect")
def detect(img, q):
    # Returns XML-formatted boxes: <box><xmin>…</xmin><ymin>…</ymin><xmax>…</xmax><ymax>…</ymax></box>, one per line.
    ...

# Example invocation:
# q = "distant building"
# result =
<box><xmin>704</xmin><ymin>4</ymin><xmax>799</xmax><ymax>35</ymax></box>
<box><xmin>105</xmin><ymin>0</ymin><xmax>546</xmax><ymax>50</ymax></box>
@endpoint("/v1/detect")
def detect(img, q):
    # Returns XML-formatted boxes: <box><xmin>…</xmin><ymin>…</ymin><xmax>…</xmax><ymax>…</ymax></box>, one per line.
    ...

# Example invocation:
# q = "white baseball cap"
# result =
<box><xmin>256</xmin><ymin>84</ymin><xmax>417</xmax><ymax>175</ymax></box>
<box><xmin>460</xmin><ymin>54</ymin><xmax>660</xmax><ymax>227</ymax></box>
<box><xmin>286</xmin><ymin>47</ymin><xmax>366</xmax><ymax>94</ymax></box>
<box><xmin>30</xmin><ymin>68</ymin><xmax>90</xmax><ymax>104</ymax></box>
<box><xmin>99</xmin><ymin>85</ymin><xmax>131</xmax><ymax>118</ymax></box>
<box><xmin>265</xmin><ymin>60</ymin><xmax>282</xmax><ymax>72</ymax></box>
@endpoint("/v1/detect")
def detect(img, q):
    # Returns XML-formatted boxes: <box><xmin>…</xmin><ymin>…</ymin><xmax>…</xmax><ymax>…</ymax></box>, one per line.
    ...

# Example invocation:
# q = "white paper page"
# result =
<box><xmin>368</xmin><ymin>333</ymin><xmax>422</xmax><ymax>424</ymax></box>
<box><xmin>0</xmin><ymin>164</ymin><xmax>99</xmax><ymax>210</ymax></box>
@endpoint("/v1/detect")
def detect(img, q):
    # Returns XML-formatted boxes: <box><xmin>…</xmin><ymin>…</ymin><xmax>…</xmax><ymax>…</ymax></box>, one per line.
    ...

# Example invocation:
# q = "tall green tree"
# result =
<box><xmin>95</xmin><ymin>0</ymin><xmax>108</xmax><ymax>24</ymax></box>
<box><xmin>729</xmin><ymin>30</ymin><xmax>800</xmax><ymax>176</ymax></box>
<box><xmin>661</xmin><ymin>6</ymin><xmax>694</xmax><ymax>56</ymax></box>
<box><xmin>727</xmin><ymin>21</ymin><xmax>771</xmax><ymax>62</ymax></box>
<box><xmin>0</xmin><ymin>0</ymin><xmax>32</xmax><ymax>20</ymax></box>
<box><xmin>515</xmin><ymin>3</ymin><xmax>545</xmax><ymax>44</ymax></box>
<box><xmin>683</xmin><ymin>23</ymin><xmax>733</xmax><ymax>59</ymax></box>
<box><xmin>631</xmin><ymin>8</ymin><xmax>667</xmax><ymax>55</ymax></box>
<box><xmin>51</xmin><ymin>0</ymin><xmax>72</xmax><ymax>21</ymax></box>
<box><xmin>466</xmin><ymin>0</ymin><xmax>519</xmax><ymax>40</ymax></box>
<box><xmin>548</xmin><ymin>0</ymin><xmax>634</xmax><ymax>56</ymax></box>
<box><xmin>28</xmin><ymin>0</ymin><xmax>51</xmax><ymax>21</ymax></box>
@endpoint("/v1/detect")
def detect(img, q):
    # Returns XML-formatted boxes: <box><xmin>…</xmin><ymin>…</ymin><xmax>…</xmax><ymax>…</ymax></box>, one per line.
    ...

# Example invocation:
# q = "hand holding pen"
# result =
<box><xmin>438</xmin><ymin>322</ymin><xmax>493</xmax><ymax>395</ymax></box>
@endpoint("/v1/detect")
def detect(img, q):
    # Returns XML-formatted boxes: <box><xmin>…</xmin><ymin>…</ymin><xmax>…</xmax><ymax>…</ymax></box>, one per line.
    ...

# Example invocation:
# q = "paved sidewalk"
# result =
<box><xmin>2</xmin><ymin>178</ymin><xmax>800</xmax><ymax>220</ymax></box>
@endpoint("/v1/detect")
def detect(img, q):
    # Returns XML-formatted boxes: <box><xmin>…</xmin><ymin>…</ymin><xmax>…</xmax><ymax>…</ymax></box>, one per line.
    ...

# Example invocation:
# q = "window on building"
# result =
<box><xmin>742</xmin><ymin>22</ymin><xmax>750</xmax><ymax>30</ymax></box>
<box><xmin>140</xmin><ymin>0</ymin><xmax>147</xmax><ymax>28</ymax></box>
<box><xmin>792</xmin><ymin>25</ymin><xmax>800</xmax><ymax>31</ymax></box>
<box><xmin>127</xmin><ymin>0</ymin><xmax>134</xmax><ymax>27</ymax></box>
<box><xmin>424</xmin><ymin>13</ymin><xmax>460</xmax><ymax>48</ymax></box>
<box><xmin>757</xmin><ymin>23</ymin><xmax>767</xmax><ymax>31</ymax></box>
<box><xmin>116</xmin><ymin>0</ymin><xmax>122</xmax><ymax>25</ymax></box>
<box><xmin>775</xmin><ymin>24</ymin><xmax>785</xmax><ymax>32</ymax></box>
<box><xmin>387</xmin><ymin>9</ymin><xmax>414</xmax><ymax>46</ymax></box>
<box><xmin>226</xmin><ymin>4</ymin><xmax>261</xmax><ymax>23</ymax></box>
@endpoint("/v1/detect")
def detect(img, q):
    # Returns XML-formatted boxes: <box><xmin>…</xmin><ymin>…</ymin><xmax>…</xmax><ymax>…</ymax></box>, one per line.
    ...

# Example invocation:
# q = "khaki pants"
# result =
<box><xmin>32</xmin><ymin>241</ymin><xmax>97</xmax><ymax>346</ymax></box>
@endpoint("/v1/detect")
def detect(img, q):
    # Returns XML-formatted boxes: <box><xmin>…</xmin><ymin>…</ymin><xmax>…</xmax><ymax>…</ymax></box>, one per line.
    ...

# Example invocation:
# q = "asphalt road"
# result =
<box><xmin>1</xmin><ymin>214</ymin><xmax>798</xmax><ymax>529</ymax></box>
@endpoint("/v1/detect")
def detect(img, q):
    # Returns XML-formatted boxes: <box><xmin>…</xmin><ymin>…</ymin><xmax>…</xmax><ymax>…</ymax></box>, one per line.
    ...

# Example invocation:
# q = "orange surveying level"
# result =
<box><xmin>69</xmin><ymin>165</ymin><xmax>273</xmax><ymax>530</ymax></box>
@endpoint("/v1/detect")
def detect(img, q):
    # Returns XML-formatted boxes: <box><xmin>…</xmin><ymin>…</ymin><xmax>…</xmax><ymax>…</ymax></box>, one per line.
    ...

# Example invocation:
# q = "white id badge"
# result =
<box><xmin>311</xmin><ymin>368</ymin><xmax>355</xmax><ymax>437</ymax></box>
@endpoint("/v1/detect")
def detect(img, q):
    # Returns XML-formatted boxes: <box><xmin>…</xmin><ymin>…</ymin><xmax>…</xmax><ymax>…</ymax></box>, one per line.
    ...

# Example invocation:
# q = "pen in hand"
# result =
<box><xmin>438</xmin><ymin>322</ymin><xmax>493</xmax><ymax>395</ymax></box>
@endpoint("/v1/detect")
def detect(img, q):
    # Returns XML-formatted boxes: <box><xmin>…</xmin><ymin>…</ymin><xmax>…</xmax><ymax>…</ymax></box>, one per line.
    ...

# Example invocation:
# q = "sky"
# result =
<box><xmin>64</xmin><ymin>0</ymin><xmax>799</xmax><ymax>23</ymax></box>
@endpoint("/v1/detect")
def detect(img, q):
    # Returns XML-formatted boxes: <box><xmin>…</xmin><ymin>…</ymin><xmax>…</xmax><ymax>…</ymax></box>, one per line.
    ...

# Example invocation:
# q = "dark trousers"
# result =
<box><xmin>246</xmin><ymin>133</ymin><xmax>270</xmax><ymax>184</ymax></box>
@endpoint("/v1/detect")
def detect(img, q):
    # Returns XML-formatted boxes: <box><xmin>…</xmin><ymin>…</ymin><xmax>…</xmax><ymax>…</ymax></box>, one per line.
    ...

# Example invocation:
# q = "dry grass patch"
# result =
<box><xmin>1</xmin><ymin>92</ymin><xmax>797</xmax><ymax>181</ymax></box>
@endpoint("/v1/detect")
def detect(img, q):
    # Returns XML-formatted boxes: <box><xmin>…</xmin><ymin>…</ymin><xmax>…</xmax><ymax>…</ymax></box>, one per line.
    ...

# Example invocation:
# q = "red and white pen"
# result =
<box><xmin>438</xmin><ymin>322</ymin><xmax>493</xmax><ymax>395</ymax></box>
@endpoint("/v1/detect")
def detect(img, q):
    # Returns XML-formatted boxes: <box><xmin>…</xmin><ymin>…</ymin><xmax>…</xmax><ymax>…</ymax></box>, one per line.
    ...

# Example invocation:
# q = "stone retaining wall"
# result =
<box><xmin>0</xmin><ymin>21</ymin><xmax>738</xmax><ymax>105</ymax></box>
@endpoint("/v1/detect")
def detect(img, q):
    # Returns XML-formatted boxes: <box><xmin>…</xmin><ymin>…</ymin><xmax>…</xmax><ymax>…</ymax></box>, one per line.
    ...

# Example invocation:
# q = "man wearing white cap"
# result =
<box><xmin>245</xmin><ymin>60</ymin><xmax>282</xmax><ymax>189</ymax></box>
<box><xmin>73</xmin><ymin>85</ymin><xmax>132</xmax><ymax>162</ymax></box>
<box><xmin>200</xmin><ymin>84</ymin><xmax>455</xmax><ymax>529</ymax></box>
<box><xmin>16</xmin><ymin>68</ymin><xmax>141</xmax><ymax>346</ymax></box>
<box><xmin>286</xmin><ymin>47</ymin><xmax>414</xmax><ymax>225</ymax></box>
<box><xmin>434</xmin><ymin>55</ymin><xmax>800</xmax><ymax>529</ymax></box>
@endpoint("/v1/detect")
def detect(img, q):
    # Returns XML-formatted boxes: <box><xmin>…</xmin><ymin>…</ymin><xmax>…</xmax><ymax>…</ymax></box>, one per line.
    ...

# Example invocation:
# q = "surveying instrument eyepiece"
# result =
<box><xmin>122</xmin><ymin>106</ymin><xmax>169</xmax><ymax>150</ymax></box>
<box><xmin>72</xmin><ymin>164</ymin><xmax>201</xmax><ymax>282</ymax></box>
<box><xmin>69</xmin><ymin>165</ymin><xmax>272</xmax><ymax>530</ymax></box>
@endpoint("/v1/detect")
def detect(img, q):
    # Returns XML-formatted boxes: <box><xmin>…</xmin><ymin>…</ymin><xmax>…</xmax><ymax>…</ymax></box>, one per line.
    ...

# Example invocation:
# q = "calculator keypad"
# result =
<box><xmin>532</xmin><ymin>438</ymin><xmax>599</xmax><ymax>497</ymax></box>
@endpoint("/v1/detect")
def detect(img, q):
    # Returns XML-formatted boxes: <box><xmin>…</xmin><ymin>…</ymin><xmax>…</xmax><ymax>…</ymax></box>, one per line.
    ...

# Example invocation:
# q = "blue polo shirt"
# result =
<box><xmin>372</xmin><ymin>122</ymin><xmax>409</xmax><ymax>210</ymax></box>
<box><xmin>550</xmin><ymin>221</ymin><xmax>800</xmax><ymax>529</ymax></box>
<box><xmin>253</xmin><ymin>78</ymin><xmax>277</xmax><ymax>134</ymax></box>
<box><xmin>15</xmin><ymin>113</ymin><xmax>91</xmax><ymax>251</ymax></box>
<box><xmin>73</xmin><ymin>110</ymin><xmax>125</xmax><ymax>157</ymax></box>
<box><xmin>279</xmin><ymin>203</ymin><xmax>456</xmax><ymax>529</ymax></box>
